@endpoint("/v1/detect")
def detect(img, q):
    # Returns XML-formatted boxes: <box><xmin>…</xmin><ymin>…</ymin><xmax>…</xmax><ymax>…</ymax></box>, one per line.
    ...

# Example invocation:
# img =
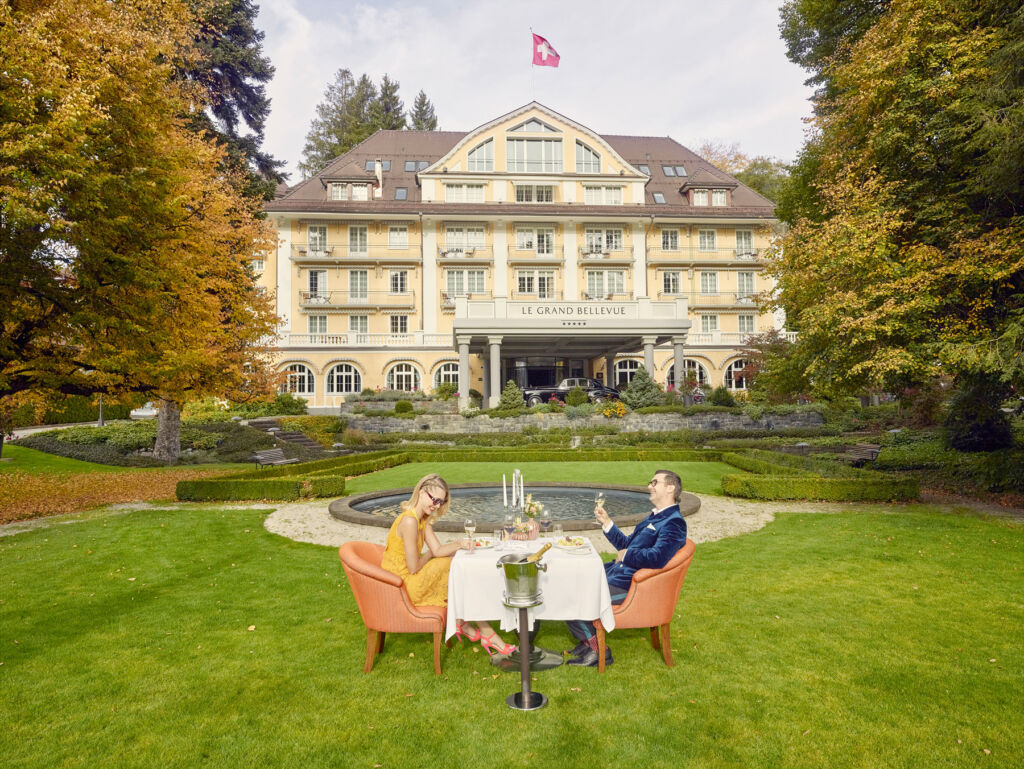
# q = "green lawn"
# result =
<box><xmin>345</xmin><ymin>460</ymin><xmax>737</xmax><ymax>497</ymax></box>
<box><xmin>1</xmin><ymin>496</ymin><xmax>1020</xmax><ymax>767</ymax></box>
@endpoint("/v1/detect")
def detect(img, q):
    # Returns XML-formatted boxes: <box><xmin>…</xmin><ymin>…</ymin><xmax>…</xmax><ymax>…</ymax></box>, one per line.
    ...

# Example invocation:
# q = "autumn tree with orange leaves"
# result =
<box><xmin>0</xmin><ymin>0</ymin><xmax>280</xmax><ymax>462</ymax></box>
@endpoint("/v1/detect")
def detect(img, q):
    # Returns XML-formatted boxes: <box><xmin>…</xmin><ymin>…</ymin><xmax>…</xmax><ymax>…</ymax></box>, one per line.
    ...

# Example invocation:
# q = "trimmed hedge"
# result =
<box><xmin>719</xmin><ymin>452</ymin><xmax>814</xmax><ymax>477</ymax></box>
<box><xmin>176</xmin><ymin>479</ymin><xmax>304</xmax><ymax>502</ymax></box>
<box><xmin>721</xmin><ymin>474</ymin><xmax>919</xmax><ymax>502</ymax></box>
<box><xmin>404</xmin><ymin>448</ymin><xmax>723</xmax><ymax>463</ymax></box>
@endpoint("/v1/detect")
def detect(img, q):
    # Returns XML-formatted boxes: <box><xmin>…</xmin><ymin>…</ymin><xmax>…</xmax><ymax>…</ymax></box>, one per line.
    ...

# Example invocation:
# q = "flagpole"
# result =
<box><xmin>529</xmin><ymin>27</ymin><xmax>535</xmax><ymax>99</ymax></box>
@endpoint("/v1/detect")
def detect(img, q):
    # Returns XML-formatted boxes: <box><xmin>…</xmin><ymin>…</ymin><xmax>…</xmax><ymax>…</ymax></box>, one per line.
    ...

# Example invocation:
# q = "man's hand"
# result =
<box><xmin>594</xmin><ymin>504</ymin><xmax>611</xmax><ymax>528</ymax></box>
<box><xmin>615</xmin><ymin>549</ymin><xmax>627</xmax><ymax>562</ymax></box>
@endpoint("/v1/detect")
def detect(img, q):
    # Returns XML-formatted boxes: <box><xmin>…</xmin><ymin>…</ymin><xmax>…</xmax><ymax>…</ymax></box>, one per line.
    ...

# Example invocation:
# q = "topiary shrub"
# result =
<box><xmin>434</xmin><ymin>382</ymin><xmax>457</xmax><ymax>400</ymax></box>
<box><xmin>394</xmin><ymin>400</ymin><xmax>414</xmax><ymax>414</ymax></box>
<box><xmin>498</xmin><ymin>380</ymin><xmax>525</xmax><ymax>410</ymax></box>
<box><xmin>565</xmin><ymin>386</ymin><xmax>588</xmax><ymax>406</ymax></box>
<box><xmin>621</xmin><ymin>367</ymin><xmax>663</xmax><ymax>409</ymax></box>
<box><xmin>709</xmin><ymin>386</ymin><xmax>738</xmax><ymax>407</ymax></box>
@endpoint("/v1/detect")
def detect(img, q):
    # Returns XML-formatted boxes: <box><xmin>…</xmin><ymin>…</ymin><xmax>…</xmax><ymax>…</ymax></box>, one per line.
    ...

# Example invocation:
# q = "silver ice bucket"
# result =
<box><xmin>496</xmin><ymin>554</ymin><xmax>547</xmax><ymax>608</ymax></box>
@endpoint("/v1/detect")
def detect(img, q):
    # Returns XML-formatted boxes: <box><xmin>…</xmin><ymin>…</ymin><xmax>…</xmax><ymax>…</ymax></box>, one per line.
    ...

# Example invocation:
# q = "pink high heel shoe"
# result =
<box><xmin>455</xmin><ymin>621</ymin><xmax>481</xmax><ymax>642</ymax></box>
<box><xmin>479</xmin><ymin>632</ymin><xmax>515</xmax><ymax>657</ymax></box>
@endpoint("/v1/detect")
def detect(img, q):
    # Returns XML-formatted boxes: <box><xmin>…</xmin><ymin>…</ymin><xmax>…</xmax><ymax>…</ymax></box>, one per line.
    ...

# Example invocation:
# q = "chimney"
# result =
<box><xmin>374</xmin><ymin>158</ymin><xmax>384</xmax><ymax>198</ymax></box>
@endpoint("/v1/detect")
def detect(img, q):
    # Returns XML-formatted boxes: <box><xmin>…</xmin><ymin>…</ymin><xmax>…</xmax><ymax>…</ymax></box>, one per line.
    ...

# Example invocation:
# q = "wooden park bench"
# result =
<box><xmin>843</xmin><ymin>443</ymin><xmax>881</xmax><ymax>467</ymax></box>
<box><xmin>251</xmin><ymin>448</ymin><xmax>300</xmax><ymax>469</ymax></box>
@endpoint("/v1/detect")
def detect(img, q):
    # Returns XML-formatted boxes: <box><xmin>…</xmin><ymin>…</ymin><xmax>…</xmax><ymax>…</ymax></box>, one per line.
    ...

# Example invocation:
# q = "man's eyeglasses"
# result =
<box><xmin>647</xmin><ymin>478</ymin><xmax>663</xmax><ymax>487</ymax></box>
<box><xmin>424</xmin><ymin>490</ymin><xmax>447</xmax><ymax>507</ymax></box>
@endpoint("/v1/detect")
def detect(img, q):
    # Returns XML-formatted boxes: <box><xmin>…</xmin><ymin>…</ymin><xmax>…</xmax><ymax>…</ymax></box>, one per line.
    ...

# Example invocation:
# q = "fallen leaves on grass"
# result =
<box><xmin>0</xmin><ymin>467</ymin><xmax>237</xmax><ymax>524</ymax></box>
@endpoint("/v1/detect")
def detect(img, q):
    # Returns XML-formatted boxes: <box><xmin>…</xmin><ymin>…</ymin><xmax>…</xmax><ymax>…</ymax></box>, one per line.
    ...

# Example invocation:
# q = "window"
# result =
<box><xmin>388</xmin><ymin>226</ymin><xmax>408</xmax><ymax>249</ymax></box>
<box><xmin>349</xmin><ymin>270</ymin><xmax>368</xmax><ymax>301</ymax></box>
<box><xmin>434</xmin><ymin>362</ymin><xmax>459</xmax><ymax>390</ymax></box>
<box><xmin>308</xmin><ymin>269</ymin><xmax>326</xmax><ymax>297</ymax></box>
<box><xmin>446</xmin><ymin>269</ymin><xmax>485</xmax><ymax>297</ymax></box>
<box><xmin>698</xmin><ymin>229</ymin><xmax>717</xmax><ymax>251</ymax></box>
<box><xmin>351</xmin><ymin>184</ymin><xmax>369</xmax><ymax>201</ymax></box>
<box><xmin>445</xmin><ymin>226</ymin><xmax>486</xmax><ymax>252</ymax></box>
<box><xmin>575</xmin><ymin>141</ymin><xmax>601</xmax><ymax>173</ymax></box>
<box><xmin>307</xmin><ymin>224</ymin><xmax>328</xmax><ymax>254</ymax></box>
<box><xmin>394</xmin><ymin>187</ymin><xmax>408</xmax><ymax>200</ymax></box>
<box><xmin>349</xmin><ymin>315</ymin><xmax>368</xmax><ymax>334</ymax></box>
<box><xmin>467</xmin><ymin>139</ymin><xmax>494</xmax><ymax>172</ymax></box>
<box><xmin>661</xmin><ymin>229</ymin><xmax>679</xmax><ymax>251</ymax></box>
<box><xmin>516</xmin><ymin>227</ymin><xmax>554</xmax><ymax>254</ymax></box>
<box><xmin>692</xmin><ymin>189</ymin><xmax>708</xmax><ymax>206</ymax></box>
<box><xmin>510</xmin><ymin>119</ymin><xmax>558</xmax><ymax>132</ymax></box>
<box><xmin>638</xmin><ymin>164</ymin><xmax>651</xmax><ymax>175</ymax></box>
<box><xmin>404</xmin><ymin>160</ymin><xmax>417</xmax><ymax>172</ymax></box>
<box><xmin>506</xmin><ymin>138</ymin><xmax>563</xmax><ymax>172</ymax></box>
<box><xmin>653</xmin><ymin>192</ymin><xmax>666</xmax><ymax>204</ymax></box>
<box><xmin>517</xmin><ymin>269</ymin><xmax>555</xmax><ymax>298</ymax></box>
<box><xmin>738</xmin><ymin>314</ymin><xmax>755</xmax><ymax>333</ymax></box>
<box><xmin>700</xmin><ymin>271</ymin><xmax>718</xmax><ymax>294</ymax></box>
<box><xmin>390</xmin><ymin>315</ymin><xmax>408</xmax><ymax>334</ymax></box>
<box><xmin>515</xmin><ymin>185</ymin><xmax>554</xmax><ymax>203</ymax></box>
<box><xmin>308</xmin><ymin>315</ymin><xmax>327</xmax><ymax>334</ymax></box>
<box><xmin>662</xmin><ymin>271</ymin><xmax>681</xmax><ymax>294</ymax></box>
<box><xmin>725</xmin><ymin>359</ymin><xmax>749</xmax><ymax>390</ymax></box>
<box><xmin>389</xmin><ymin>270</ymin><xmax>408</xmax><ymax>294</ymax></box>
<box><xmin>701</xmin><ymin>314</ymin><xmax>719</xmax><ymax>333</ymax></box>
<box><xmin>674</xmin><ymin>166</ymin><xmax>687</xmax><ymax>177</ymax></box>
<box><xmin>417</xmin><ymin>161</ymin><xmax>428</xmax><ymax>171</ymax></box>
<box><xmin>584</xmin><ymin>186</ymin><xmax>622</xmax><ymax>205</ymax></box>
<box><xmin>349</xmin><ymin>225</ymin><xmax>368</xmax><ymax>255</ymax></box>
<box><xmin>584</xmin><ymin>228</ymin><xmax>623</xmax><ymax>253</ymax></box>
<box><xmin>738</xmin><ymin>271</ymin><xmax>755</xmax><ymax>298</ymax></box>
<box><xmin>587</xmin><ymin>270</ymin><xmax>625</xmax><ymax>297</ymax></box>
<box><xmin>668</xmin><ymin>359</ymin><xmax>710</xmax><ymax>388</ymax></box>
<box><xmin>712</xmin><ymin>189</ymin><xmax>727</xmax><ymax>206</ymax></box>
<box><xmin>662</xmin><ymin>166</ymin><xmax>676</xmax><ymax>177</ymax></box>
<box><xmin>615</xmin><ymin>359</ymin><xmax>640</xmax><ymax>387</ymax></box>
<box><xmin>386</xmin><ymin>362</ymin><xmax>420</xmax><ymax>391</ymax></box>
<box><xmin>363</xmin><ymin>159</ymin><xmax>390</xmax><ymax>171</ymax></box>
<box><xmin>282</xmin><ymin>364</ymin><xmax>314</xmax><ymax>394</ymax></box>
<box><xmin>735</xmin><ymin>230</ymin><xmax>754</xmax><ymax>255</ymax></box>
<box><xmin>445</xmin><ymin>184</ymin><xmax>485</xmax><ymax>203</ymax></box>
<box><xmin>330</xmin><ymin>183</ymin><xmax>348</xmax><ymax>200</ymax></box>
<box><xmin>327</xmin><ymin>363</ymin><xmax>361</xmax><ymax>394</ymax></box>
<box><xmin>249</xmin><ymin>258</ymin><xmax>265</xmax><ymax>271</ymax></box>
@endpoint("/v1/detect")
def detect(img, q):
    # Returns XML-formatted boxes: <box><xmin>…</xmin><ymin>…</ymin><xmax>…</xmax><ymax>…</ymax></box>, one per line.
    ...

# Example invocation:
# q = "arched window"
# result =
<box><xmin>282</xmin><ymin>364</ymin><xmax>315</xmax><ymax>394</ymax></box>
<box><xmin>614</xmin><ymin>359</ymin><xmax>640</xmax><ymax>387</ymax></box>
<box><xmin>433</xmin><ymin>362</ymin><xmax>459</xmax><ymax>390</ymax></box>
<box><xmin>467</xmin><ymin>139</ymin><xmax>493</xmax><ymax>171</ymax></box>
<box><xmin>725</xmin><ymin>359</ymin><xmax>750</xmax><ymax>390</ymax></box>
<box><xmin>667</xmin><ymin>360</ymin><xmax>710</xmax><ymax>389</ymax></box>
<box><xmin>575</xmin><ymin>141</ymin><xmax>601</xmax><ymax>173</ymax></box>
<box><xmin>326</xmin><ymin>363</ymin><xmax>361</xmax><ymax>394</ymax></box>
<box><xmin>386</xmin><ymin>363</ymin><xmax>421</xmax><ymax>392</ymax></box>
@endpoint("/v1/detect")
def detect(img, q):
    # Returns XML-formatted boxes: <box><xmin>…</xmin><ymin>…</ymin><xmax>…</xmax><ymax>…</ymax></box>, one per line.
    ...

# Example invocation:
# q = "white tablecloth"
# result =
<box><xmin>444</xmin><ymin>539</ymin><xmax>615</xmax><ymax>640</ymax></box>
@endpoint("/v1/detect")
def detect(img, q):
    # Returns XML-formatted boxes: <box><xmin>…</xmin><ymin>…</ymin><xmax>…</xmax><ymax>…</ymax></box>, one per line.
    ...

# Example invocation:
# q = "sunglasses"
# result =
<box><xmin>424</xmin><ymin>490</ymin><xmax>447</xmax><ymax>507</ymax></box>
<box><xmin>648</xmin><ymin>478</ymin><xmax>663</xmax><ymax>487</ymax></box>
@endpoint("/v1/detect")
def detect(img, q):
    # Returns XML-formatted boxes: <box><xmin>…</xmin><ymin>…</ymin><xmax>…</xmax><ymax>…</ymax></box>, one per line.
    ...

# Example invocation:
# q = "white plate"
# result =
<box><xmin>555</xmin><ymin>537</ymin><xmax>588</xmax><ymax>551</ymax></box>
<box><xmin>471</xmin><ymin>539</ymin><xmax>495</xmax><ymax>550</ymax></box>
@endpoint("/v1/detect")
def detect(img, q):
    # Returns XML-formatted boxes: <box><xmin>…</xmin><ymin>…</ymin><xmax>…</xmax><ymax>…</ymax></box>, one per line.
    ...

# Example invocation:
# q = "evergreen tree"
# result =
<box><xmin>498</xmin><ymin>380</ymin><xmax>525</xmax><ymax>410</ymax></box>
<box><xmin>621</xmin><ymin>367</ymin><xmax>663</xmax><ymax>409</ymax></box>
<box><xmin>410</xmin><ymin>90</ymin><xmax>438</xmax><ymax>130</ymax></box>
<box><xmin>371</xmin><ymin>74</ymin><xmax>406</xmax><ymax>130</ymax></box>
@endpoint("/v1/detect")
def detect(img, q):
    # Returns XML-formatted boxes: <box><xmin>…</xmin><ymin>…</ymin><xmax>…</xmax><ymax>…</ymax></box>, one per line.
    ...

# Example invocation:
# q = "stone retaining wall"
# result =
<box><xmin>344</xmin><ymin>410</ymin><xmax>824</xmax><ymax>434</ymax></box>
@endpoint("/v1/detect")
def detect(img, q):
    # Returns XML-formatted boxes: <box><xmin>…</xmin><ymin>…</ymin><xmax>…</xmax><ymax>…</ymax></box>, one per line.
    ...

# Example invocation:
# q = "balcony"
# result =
<box><xmin>437</xmin><ymin>246</ymin><xmax>493</xmax><ymax>260</ymax></box>
<box><xmin>441</xmin><ymin>289</ymin><xmax>493</xmax><ymax>309</ymax></box>
<box><xmin>299</xmin><ymin>290</ymin><xmax>416</xmax><ymax>309</ymax></box>
<box><xmin>510</xmin><ymin>289</ymin><xmax>564</xmax><ymax>301</ymax></box>
<box><xmin>657</xmin><ymin>291</ymin><xmax>760</xmax><ymax>308</ymax></box>
<box><xmin>687</xmin><ymin>331</ymin><xmax>797</xmax><ymax>347</ymax></box>
<box><xmin>647</xmin><ymin>247</ymin><xmax>763</xmax><ymax>264</ymax></box>
<box><xmin>281</xmin><ymin>332</ymin><xmax>453</xmax><ymax>348</ymax></box>
<box><xmin>582</xmin><ymin>291</ymin><xmax>633</xmax><ymax>301</ymax></box>
<box><xmin>290</xmin><ymin>244</ymin><xmax>421</xmax><ymax>264</ymax></box>
<box><xmin>579</xmin><ymin>246</ymin><xmax>634</xmax><ymax>261</ymax></box>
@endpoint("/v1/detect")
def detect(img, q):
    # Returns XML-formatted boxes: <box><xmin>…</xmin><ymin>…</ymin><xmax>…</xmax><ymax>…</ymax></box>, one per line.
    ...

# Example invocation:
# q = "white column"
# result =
<box><xmin>643</xmin><ymin>336</ymin><xmax>657</xmax><ymax>376</ymax></box>
<box><xmin>605</xmin><ymin>354</ymin><xmax>616</xmax><ymax>387</ymax></box>
<box><xmin>632</xmin><ymin>221</ymin><xmax>647</xmax><ymax>298</ymax></box>
<box><xmin>422</xmin><ymin>219</ymin><xmax>438</xmax><ymax>332</ymax></box>
<box><xmin>563</xmin><ymin>225</ymin><xmax>578</xmax><ymax>300</ymax></box>
<box><xmin>493</xmin><ymin>222</ymin><xmax>508</xmax><ymax>298</ymax></box>
<box><xmin>457</xmin><ymin>335</ymin><xmax>472</xmax><ymax>411</ymax></box>
<box><xmin>672</xmin><ymin>334</ymin><xmax>687</xmax><ymax>388</ymax></box>
<box><xmin>488</xmin><ymin>336</ymin><xmax>503</xmax><ymax>408</ymax></box>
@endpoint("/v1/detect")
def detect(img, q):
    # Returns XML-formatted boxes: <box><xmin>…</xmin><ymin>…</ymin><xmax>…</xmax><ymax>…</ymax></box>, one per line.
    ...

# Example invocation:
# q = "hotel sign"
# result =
<box><xmin>512</xmin><ymin>302</ymin><xmax>637</xmax><ymax>319</ymax></box>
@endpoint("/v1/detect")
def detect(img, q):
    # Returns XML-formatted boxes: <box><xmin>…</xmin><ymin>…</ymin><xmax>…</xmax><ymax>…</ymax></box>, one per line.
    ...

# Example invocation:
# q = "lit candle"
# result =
<box><xmin>503</xmin><ymin>474</ymin><xmax>507</xmax><ymax>507</ymax></box>
<box><xmin>520</xmin><ymin>475</ymin><xmax>525</xmax><ymax>505</ymax></box>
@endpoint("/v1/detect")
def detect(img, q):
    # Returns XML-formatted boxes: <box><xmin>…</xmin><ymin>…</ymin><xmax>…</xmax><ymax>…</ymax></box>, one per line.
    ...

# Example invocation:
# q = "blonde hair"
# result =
<box><xmin>401</xmin><ymin>473</ymin><xmax>451</xmax><ymax>523</ymax></box>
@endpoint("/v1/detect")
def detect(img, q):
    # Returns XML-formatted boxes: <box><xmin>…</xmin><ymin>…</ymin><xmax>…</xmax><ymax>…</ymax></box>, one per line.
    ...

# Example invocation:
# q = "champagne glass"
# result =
<box><xmin>464</xmin><ymin>518</ymin><xmax>476</xmax><ymax>550</ymax></box>
<box><xmin>594</xmin><ymin>490</ymin><xmax>606</xmax><ymax>509</ymax></box>
<box><xmin>502</xmin><ymin>512</ymin><xmax>514</xmax><ymax>543</ymax></box>
<box><xmin>539</xmin><ymin>509</ymin><xmax>552</xmax><ymax>536</ymax></box>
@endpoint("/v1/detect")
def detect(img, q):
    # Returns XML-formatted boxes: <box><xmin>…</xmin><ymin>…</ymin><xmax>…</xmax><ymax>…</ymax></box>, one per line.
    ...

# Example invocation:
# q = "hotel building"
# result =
<box><xmin>261</xmin><ymin>103</ymin><xmax>784</xmax><ymax>411</ymax></box>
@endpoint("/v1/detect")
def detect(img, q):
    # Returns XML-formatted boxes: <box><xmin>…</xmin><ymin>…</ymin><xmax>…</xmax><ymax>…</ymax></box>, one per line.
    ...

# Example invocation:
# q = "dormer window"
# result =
<box><xmin>584</xmin><ymin>186</ymin><xmax>623</xmax><ymax>205</ymax></box>
<box><xmin>692</xmin><ymin>189</ymin><xmax>709</xmax><ymax>206</ymax></box>
<box><xmin>575</xmin><ymin>141</ymin><xmax>601</xmax><ymax>173</ymax></box>
<box><xmin>330</xmin><ymin>183</ymin><xmax>348</xmax><ymax>201</ymax></box>
<box><xmin>712</xmin><ymin>189</ymin><xmax>727</xmax><ymax>206</ymax></box>
<box><xmin>351</xmin><ymin>184</ymin><xmax>369</xmax><ymax>201</ymax></box>
<box><xmin>467</xmin><ymin>139</ymin><xmax>494</xmax><ymax>172</ymax></box>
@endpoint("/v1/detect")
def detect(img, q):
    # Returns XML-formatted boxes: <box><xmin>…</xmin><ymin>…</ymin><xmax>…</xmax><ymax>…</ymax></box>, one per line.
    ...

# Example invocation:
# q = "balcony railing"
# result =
<box><xmin>648</xmin><ymin>247</ymin><xmax>762</xmax><ymax>262</ymax></box>
<box><xmin>686</xmin><ymin>331</ymin><xmax>797</xmax><ymax>347</ymax></box>
<box><xmin>578</xmin><ymin>246</ymin><xmax>634</xmax><ymax>258</ymax></box>
<box><xmin>510</xmin><ymin>289</ymin><xmax>564</xmax><ymax>301</ymax></box>
<box><xmin>581</xmin><ymin>291</ymin><xmax>633</xmax><ymax>301</ymax></box>
<box><xmin>657</xmin><ymin>291</ymin><xmax>760</xmax><ymax>308</ymax></box>
<box><xmin>441</xmin><ymin>290</ymin><xmax>493</xmax><ymax>307</ymax></box>
<box><xmin>437</xmin><ymin>246</ymin><xmax>493</xmax><ymax>259</ymax></box>
<box><xmin>281</xmin><ymin>332</ymin><xmax>452</xmax><ymax>347</ymax></box>
<box><xmin>299</xmin><ymin>290</ymin><xmax>416</xmax><ymax>308</ymax></box>
<box><xmin>290</xmin><ymin>244</ymin><xmax>419</xmax><ymax>261</ymax></box>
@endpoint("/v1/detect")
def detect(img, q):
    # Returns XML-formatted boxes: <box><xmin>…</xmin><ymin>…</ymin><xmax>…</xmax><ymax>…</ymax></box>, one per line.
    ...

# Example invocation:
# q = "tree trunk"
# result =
<box><xmin>153</xmin><ymin>398</ymin><xmax>181</xmax><ymax>463</ymax></box>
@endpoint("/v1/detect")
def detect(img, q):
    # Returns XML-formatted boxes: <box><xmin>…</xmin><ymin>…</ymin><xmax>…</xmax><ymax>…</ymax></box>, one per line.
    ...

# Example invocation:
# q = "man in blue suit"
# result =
<box><xmin>566</xmin><ymin>469</ymin><xmax>688</xmax><ymax>667</ymax></box>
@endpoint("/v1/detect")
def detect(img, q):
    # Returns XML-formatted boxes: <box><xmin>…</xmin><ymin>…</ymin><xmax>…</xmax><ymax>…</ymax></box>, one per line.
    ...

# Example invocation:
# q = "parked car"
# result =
<box><xmin>130</xmin><ymin>402</ymin><xmax>158</xmax><ymax>419</ymax></box>
<box><xmin>522</xmin><ymin>378</ymin><xmax>620</xmax><ymax>407</ymax></box>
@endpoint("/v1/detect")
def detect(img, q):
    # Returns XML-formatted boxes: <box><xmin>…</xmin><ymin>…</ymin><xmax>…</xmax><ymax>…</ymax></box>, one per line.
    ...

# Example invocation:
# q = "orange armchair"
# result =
<box><xmin>338</xmin><ymin>541</ymin><xmax>449</xmax><ymax>675</ymax></box>
<box><xmin>594</xmin><ymin>538</ymin><xmax>696</xmax><ymax>673</ymax></box>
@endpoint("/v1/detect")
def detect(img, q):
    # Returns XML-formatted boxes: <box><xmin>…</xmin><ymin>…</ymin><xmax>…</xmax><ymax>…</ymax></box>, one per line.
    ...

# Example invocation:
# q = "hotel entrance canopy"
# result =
<box><xmin>452</xmin><ymin>297</ymin><xmax>692</xmax><ymax>408</ymax></box>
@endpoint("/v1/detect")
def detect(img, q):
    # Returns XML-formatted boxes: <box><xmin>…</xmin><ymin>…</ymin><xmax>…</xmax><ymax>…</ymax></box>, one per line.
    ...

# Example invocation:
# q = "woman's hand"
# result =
<box><xmin>458</xmin><ymin>538</ymin><xmax>473</xmax><ymax>550</ymax></box>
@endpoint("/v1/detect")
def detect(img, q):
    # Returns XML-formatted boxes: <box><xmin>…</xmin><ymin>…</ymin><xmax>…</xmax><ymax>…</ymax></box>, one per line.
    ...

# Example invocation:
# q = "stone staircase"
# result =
<box><xmin>247</xmin><ymin>418</ymin><xmax>325</xmax><ymax>457</ymax></box>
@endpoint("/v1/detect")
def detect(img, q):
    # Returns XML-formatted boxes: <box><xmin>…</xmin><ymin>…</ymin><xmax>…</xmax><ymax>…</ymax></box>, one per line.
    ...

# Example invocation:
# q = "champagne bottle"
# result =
<box><xmin>526</xmin><ymin>542</ymin><xmax>552</xmax><ymax>563</ymax></box>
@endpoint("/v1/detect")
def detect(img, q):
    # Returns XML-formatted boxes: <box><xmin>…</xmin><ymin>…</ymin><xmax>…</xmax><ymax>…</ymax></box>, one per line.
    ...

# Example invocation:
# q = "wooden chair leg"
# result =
<box><xmin>377</xmin><ymin>632</ymin><xmax>386</xmax><ymax>653</ymax></box>
<box><xmin>649</xmin><ymin>626</ymin><xmax>661</xmax><ymax>651</ymax></box>
<box><xmin>659</xmin><ymin>623</ymin><xmax>673</xmax><ymax>667</ymax></box>
<box><xmin>432</xmin><ymin>631</ymin><xmax>443</xmax><ymax>675</ymax></box>
<box><xmin>595</xmin><ymin>620</ymin><xmax>607</xmax><ymax>674</ymax></box>
<box><xmin>364</xmin><ymin>629</ymin><xmax>378</xmax><ymax>673</ymax></box>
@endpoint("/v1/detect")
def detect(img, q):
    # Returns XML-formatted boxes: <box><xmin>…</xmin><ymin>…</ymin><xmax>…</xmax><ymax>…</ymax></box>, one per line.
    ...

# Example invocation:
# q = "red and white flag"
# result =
<box><xmin>532</xmin><ymin>33</ymin><xmax>560</xmax><ymax>67</ymax></box>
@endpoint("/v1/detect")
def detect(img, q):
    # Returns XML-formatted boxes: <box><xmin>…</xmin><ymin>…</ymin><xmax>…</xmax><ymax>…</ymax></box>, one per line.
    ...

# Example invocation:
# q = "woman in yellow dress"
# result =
<box><xmin>381</xmin><ymin>473</ymin><xmax>514</xmax><ymax>655</ymax></box>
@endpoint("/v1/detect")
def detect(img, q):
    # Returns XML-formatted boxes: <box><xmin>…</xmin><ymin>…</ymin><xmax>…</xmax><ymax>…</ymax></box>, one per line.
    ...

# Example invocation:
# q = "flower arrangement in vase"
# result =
<box><xmin>513</xmin><ymin>494</ymin><xmax>544</xmax><ymax>540</ymax></box>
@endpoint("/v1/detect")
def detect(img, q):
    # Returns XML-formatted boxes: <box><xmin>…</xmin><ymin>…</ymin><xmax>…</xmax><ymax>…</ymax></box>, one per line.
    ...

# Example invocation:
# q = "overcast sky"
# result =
<box><xmin>256</xmin><ymin>0</ymin><xmax>815</xmax><ymax>181</ymax></box>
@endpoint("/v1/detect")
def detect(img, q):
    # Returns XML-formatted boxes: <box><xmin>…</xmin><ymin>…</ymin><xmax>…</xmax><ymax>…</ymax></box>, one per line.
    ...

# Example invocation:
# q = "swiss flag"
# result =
<box><xmin>532</xmin><ymin>34</ymin><xmax>560</xmax><ymax>67</ymax></box>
